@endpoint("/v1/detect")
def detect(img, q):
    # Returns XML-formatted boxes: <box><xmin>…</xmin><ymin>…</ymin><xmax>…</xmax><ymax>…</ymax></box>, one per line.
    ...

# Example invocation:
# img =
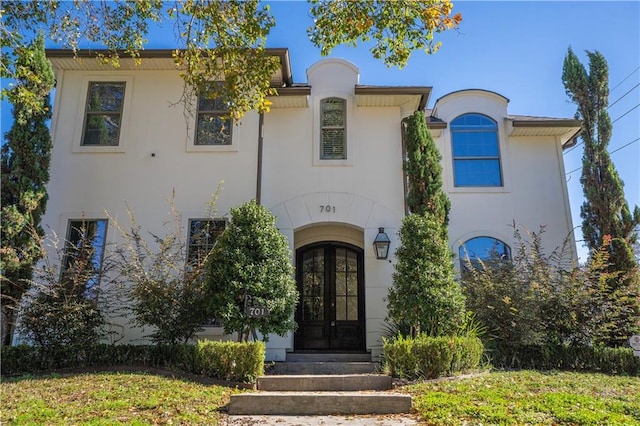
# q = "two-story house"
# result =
<box><xmin>41</xmin><ymin>49</ymin><xmax>580</xmax><ymax>360</ymax></box>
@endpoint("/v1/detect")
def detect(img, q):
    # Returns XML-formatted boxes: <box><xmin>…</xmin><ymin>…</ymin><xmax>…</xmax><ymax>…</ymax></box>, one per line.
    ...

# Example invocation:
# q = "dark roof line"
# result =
<box><xmin>45</xmin><ymin>48</ymin><xmax>294</xmax><ymax>87</ymax></box>
<box><xmin>355</xmin><ymin>85</ymin><xmax>431</xmax><ymax>111</ymax></box>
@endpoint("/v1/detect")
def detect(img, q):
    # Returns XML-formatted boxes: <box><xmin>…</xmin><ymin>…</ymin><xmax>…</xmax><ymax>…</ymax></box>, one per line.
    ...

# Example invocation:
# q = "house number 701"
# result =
<box><xmin>320</xmin><ymin>205</ymin><xmax>335</xmax><ymax>213</ymax></box>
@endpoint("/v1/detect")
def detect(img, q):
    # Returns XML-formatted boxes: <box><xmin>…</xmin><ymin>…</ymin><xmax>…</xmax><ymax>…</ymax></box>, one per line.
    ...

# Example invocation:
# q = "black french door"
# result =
<box><xmin>294</xmin><ymin>242</ymin><xmax>365</xmax><ymax>351</ymax></box>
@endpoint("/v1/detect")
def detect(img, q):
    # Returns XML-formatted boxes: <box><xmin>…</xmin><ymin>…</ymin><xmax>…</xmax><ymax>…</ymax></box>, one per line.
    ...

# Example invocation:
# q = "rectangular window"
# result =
<box><xmin>82</xmin><ymin>82</ymin><xmax>126</xmax><ymax>146</ymax></box>
<box><xmin>62</xmin><ymin>219</ymin><xmax>108</xmax><ymax>296</ymax></box>
<box><xmin>188</xmin><ymin>218</ymin><xmax>226</xmax><ymax>327</ymax></box>
<box><xmin>195</xmin><ymin>87</ymin><xmax>232</xmax><ymax>145</ymax></box>
<box><xmin>320</xmin><ymin>97</ymin><xmax>346</xmax><ymax>160</ymax></box>
<box><xmin>187</xmin><ymin>219</ymin><xmax>227</xmax><ymax>266</ymax></box>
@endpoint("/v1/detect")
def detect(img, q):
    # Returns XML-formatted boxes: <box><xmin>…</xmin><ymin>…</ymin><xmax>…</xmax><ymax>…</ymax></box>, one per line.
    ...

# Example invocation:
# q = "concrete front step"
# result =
<box><xmin>258</xmin><ymin>374</ymin><xmax>392</xmax><ymax>391</ymax></box>
<box><xmin>285</xmin><ymin>352</ymin><xmax>372</xmax><ymax>362</ymax></box>
<box><xmin>269</xmin><ymin>361</ymin><xmax>379</xmax><ymax>375</ymax></box>
<box><xmin>228</xmin><ymin>391</ymin><xmax>412</xmax><ymax>415</ymax></box>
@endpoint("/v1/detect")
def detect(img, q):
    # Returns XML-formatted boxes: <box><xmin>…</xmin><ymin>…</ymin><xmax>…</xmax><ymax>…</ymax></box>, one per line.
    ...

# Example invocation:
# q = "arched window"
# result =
<box><xmin>459</xmin><ymin>236</ymin><xmax>511</xmax><ymax>270</ymax></box>
<box><xmin>451</xmin><ymin>114</ymin><xmax>502</xmax><ymax>186</ymax></box>
<box><xmin>320</xmin><ymin>97</ymin><xmax>346</xmax><ymax>160</ymax></box>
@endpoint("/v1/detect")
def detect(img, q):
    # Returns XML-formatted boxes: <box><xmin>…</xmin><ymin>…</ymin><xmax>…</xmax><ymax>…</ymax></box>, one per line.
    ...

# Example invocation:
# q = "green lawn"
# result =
<box><xmin>407</xmin><ymin>370</ymin><xmax>640</xmax><ymax>425</ymax></box>
<box><xmin>1</xmin><ymin>372</ymin><xmax>234</xmax><ymax>425</ymax></box>
<box><xmin>1</xmin><ymin>370</ymin><xmax>638</xmax><ymax>425</ymax></box>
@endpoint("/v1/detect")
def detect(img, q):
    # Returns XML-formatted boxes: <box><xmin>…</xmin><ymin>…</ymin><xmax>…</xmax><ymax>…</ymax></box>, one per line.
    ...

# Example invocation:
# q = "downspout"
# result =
<box><xmin>256</xmin><ymin>112</ymin><xmax>264</xmax><ymax>204</ymax></box>
<box><xmin>401</xmin><ymin>117</ymin><xmax>409</xmax><ymax>216</ymax></box>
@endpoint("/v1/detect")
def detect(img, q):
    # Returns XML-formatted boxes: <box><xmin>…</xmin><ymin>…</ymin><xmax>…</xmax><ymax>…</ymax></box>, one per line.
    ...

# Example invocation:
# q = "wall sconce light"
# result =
<box><xmin>373</xmin><ymin>227</ymin><xmax>391</xmax><ymax>260</ymax></box>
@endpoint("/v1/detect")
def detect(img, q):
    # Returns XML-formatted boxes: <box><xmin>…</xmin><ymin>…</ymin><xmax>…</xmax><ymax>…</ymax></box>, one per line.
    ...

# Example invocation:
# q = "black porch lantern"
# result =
<box><xmin>373</xmin><ymin>227</ymin><xmax>391</xmax><ymax>260</ymax></box>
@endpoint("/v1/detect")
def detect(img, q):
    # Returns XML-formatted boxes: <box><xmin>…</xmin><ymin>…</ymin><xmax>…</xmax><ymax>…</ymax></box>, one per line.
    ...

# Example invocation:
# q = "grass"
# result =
<box><xmin>406</xmin><ymin>370</ymin><xmax>640</xmax><ymax>425</ymax></box>
<box><xmin>2</xmin><ymin>370</ymin><xmax>638</xmax><ymax>425</ymax></box>
<box><xmin>1</xmin><ymin>371</ymin><xmax>235</xmax><ymax>425</ymax></box>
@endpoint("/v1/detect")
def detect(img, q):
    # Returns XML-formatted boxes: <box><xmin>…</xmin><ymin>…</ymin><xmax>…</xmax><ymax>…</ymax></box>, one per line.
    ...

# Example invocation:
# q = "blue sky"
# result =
<box><xmin>3</xmin><ymin>1</ymin><xmax>638</xmax><ymax>261</ymax></box>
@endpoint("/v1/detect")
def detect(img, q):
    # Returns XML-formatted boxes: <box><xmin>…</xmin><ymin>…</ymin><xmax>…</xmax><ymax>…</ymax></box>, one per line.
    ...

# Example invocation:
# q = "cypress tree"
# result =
<box><xmin>1</xmin><ymin>33</ymin><xmax>55</xmax><ymax>346</ymax></box>
<box><xmin>405</xmin><ymin>109</ymin><xmax>451</xmax><ymax>223</ymax></box>
<box><xmin>387</xmin><ymin>111</ymin><xmax>465</xmax><ymax>337</ymax></box>
<box><xmin>562</xmin><ymin>48</ymin><xmax>640</xmax><ymax>346</ymax></box>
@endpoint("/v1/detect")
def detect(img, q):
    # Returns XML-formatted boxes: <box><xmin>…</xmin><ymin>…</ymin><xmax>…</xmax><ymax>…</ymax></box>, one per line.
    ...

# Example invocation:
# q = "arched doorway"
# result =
<box><xmin>294</xmin><ymin>242</ymin><xmax>365</xmax><ymax>351</ymax></box>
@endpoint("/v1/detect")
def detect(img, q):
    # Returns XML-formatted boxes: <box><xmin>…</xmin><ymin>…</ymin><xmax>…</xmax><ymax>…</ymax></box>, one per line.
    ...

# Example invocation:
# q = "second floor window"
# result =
<box><xmin>320</xmin><ymin>97</ymin><xmax>346</xmax><ymax>160</ymax></box>
<box><xmin>196</xmin><ymin>87</ymin><xmax>232</xmax><ymax>145</ymax></box>
<box><xmin>451</xmin><ymin>113</ymin><xmax>502</xmax><ymax>187</ymax></box>
<box><xmin>82</xmin><ymin>82</ymin><xmax>125</xmax><ymax>146</ymax></box>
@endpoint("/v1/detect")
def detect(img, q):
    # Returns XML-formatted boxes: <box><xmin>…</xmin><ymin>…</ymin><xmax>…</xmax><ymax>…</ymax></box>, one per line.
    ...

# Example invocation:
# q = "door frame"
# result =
<box><xmin>294</xmin><ymin>241</ymin><xmax>366</xmax><ymax>352</ymax></box>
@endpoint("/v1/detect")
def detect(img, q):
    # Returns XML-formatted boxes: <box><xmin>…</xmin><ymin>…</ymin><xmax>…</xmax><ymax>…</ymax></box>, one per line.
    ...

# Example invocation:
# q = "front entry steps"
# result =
<box><xmin>267</xmin><ymin>352</ymin><xmax>378</xmax><ymax>375</ymax></box>
<box><xmin>228</xmin><ymin>353</ymin><xmax>412</xmax><ymax>416</ymax></box>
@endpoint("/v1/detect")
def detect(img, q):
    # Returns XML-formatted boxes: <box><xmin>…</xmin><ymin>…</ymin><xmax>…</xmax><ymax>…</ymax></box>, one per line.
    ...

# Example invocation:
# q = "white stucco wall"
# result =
<box><xmin>44</xmin><ymin>69</ymin><xmax>261</xmax><ymax>343</ymax></box>
<box><xmin>261</xmin><ymin>59</ymin><xmax>405</xmax><ymax>359</ymax></box>
<box><xmin>433</xmin><ymin>90</ymin><xmax>576</xmax><ymax>265</ymax></box>
<box><xmin>39</xmin><ymin>60</ymin><xmax>575</xmax><ymax>358</ymax></box>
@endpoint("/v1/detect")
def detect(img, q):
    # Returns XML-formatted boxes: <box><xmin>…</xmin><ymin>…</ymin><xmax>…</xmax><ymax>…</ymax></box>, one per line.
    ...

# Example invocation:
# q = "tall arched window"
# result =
<box><xmin>459</xmin><ymin>236</ymin><xmax>511</xmax><ymax>270</ymax></box>
<box><xmin>320</xmin><ymin>97</ymin><xmax>346</xmax><ymax>160</ymax></box>
<box><xmin>451</xmin><ymin>114</ymin><xmax>502</xmax><ymax>186</ymax></box>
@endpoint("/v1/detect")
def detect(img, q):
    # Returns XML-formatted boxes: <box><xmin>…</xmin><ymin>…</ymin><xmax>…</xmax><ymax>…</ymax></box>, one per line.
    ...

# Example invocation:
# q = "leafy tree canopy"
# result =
<box><xmin>1</xmin><ymin>0</ymin><xmax>461</xmax><ymax>119</ymax></box>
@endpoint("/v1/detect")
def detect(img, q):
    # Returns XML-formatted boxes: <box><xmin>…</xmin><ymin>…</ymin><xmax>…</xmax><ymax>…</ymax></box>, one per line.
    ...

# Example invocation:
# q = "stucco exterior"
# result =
<box><xmin>39</xmin><ymin>50</ymin><xmax>580</xmax><ymax>360</ymax></box>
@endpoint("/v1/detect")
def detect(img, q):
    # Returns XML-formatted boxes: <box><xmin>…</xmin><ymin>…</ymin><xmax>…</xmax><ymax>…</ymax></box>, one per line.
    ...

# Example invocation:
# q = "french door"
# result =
<box><xmin>294</xmin><ymin>242</ymin><xmax>365</xmax><ymax>351</ymax></box>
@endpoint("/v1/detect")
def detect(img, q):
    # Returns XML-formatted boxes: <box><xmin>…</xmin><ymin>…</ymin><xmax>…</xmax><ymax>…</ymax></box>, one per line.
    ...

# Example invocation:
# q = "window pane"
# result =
<box><xmin>83</xmin><ymin>114</ymin><xmax>122</xmax><ymax>146</ymax></box>
<box><xmin>63</xmin><ymin>219</ymin><xmax>108</xmax><ymax>295</ymax></box>
<box><xmin>452</xmin><ymin>131</ymin><xmax>499</xmax><ymax>157</ymax></box>
<box><xmin>454</xmin><ymin>159</ymin><xmax>502</xmax><ymax>186</ymax></box>
<box><xmin>347</xmin><ymin>296</ymin><xmax>358</xmax><ymax>320</ymax></box>
<box><xmin>336</xmin><ymin>272</ymin><xmax>346</xmax><ymax>296</ymax></box>
<box><xmin>187</xmin><ymin>219</ymin><xmax>226</xmax><ymax>265</ymax></box>
<box><xmin>336</xmin><ymin>296</ymin><xmax>346</xmax><ymax>321</ymax></box>
<box><xmin>321</xmin><ymin>98</ymin><xmax>345</xmax><ymax>127</ymax></box>
<box><xmin>451</xmin><ymin>113</ymin><xmax>496</xmax><ymax>129</ymax></box>
<box><xmin>459</xmin><ymin>237</ymin><xmax>511</xmax><ymax>270</ymax></box>
<box><xmin>198</xmin><ymin>95</ymin><xmax>227</xmax><ymax>112</ymax></box>
<box><xmin>87</xmin><ymin>82</ymin><xmax>125</xmax><ymax>112</ymax></box>
<box><xmin>321</xmin><ymin>129</ymin><xmax>345</xmax><ymax>159</ymax></box>
<box><xmin>196</xmin><ymin>114</ymin><xmax>232</xmax><ymax>145</ymax></box>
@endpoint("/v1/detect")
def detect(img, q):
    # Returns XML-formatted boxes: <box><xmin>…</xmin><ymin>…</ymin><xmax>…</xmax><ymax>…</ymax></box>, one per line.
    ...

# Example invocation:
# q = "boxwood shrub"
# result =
<box><xmin>1</xmin><ymin>340</ymin><xmax>266</xmax><ymax>383</ymax></box>
<box><xmin>383</xmin><ymin>334</ymin><xmax>484</xmax><ymax>380</ymax></box>
<box><xmin>488</xmin><ymin>343</ymin><xmax>640</xmax><ymax>375</ymax></box>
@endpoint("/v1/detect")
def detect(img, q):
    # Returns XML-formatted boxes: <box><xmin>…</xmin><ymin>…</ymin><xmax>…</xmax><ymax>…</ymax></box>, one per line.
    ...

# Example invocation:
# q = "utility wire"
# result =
<box><xmin>611</xmin><ymin>103</ymin><xmax>639</xmax><ymax>124</ymax></box>
<box><xmin>608</xmin><ymin>82</ymin><xmax>640</xmax><ymax>109</ymax></box>
<box><xmin>565</xmin><ymin>136</ymin><xmax>640</xmax><ymax>176</ymax></box>
<box><xmin>564</xmin><ymin>102</ymin><xmax>640</xmax><ymax>155</ymax></box>
<box><xmin>610</xmin><ymin>66</ymin><xmax>640</xmax><ymax>93</ymax></box>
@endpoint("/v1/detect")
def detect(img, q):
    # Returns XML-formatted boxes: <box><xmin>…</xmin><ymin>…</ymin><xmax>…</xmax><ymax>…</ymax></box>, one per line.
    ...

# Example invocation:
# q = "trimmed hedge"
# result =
<box><xmin>196</xmin><ymin>340</ymin><xmax>264</xmax><ymax>382</ymax></box>
<box><xmin>488</xmin><ymin>343</ymin><xmax>640</xmax><ymax>375</ymax></box>
<box><xmin>383</xmin><ymin>335</ymin><xmax>484</xmax><ymax>380</ymax></box>
<box><xmin>1</xmin><ymin>340</ymin><xmax>265</xmax><ymax>383</ymax></box>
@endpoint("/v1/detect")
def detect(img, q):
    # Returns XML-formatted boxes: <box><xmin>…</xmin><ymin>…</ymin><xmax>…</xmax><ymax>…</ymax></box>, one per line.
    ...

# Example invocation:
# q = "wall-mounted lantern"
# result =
<box><xmin>373</xmin><ymin>227</ymin><xmax>391</xmax><ymax>260</ymax></box>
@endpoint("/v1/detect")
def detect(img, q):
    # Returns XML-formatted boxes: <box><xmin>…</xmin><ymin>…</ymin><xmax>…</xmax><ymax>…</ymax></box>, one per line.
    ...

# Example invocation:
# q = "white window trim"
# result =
<box><xmin>312</xmin><ymin>92</ymin><xmax>354</xmax><ymax>166</ymax></box>
<box><xmin>72</xmin><ymin>75</ymin><xmax>134</xmax><ymax>153</ymax></box>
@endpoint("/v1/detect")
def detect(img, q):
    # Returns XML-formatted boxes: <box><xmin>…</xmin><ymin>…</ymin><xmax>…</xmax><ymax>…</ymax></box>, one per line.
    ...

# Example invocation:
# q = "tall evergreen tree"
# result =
<box><xmin>405</xmin><ymin>109</ymin><xmax>451</xmax><ymax>223</ymax></box>
<box><xmin>387</xmin><ymin>111</ymin><xmax>465</xmax><ymax>337</ymax></box>
<box><xmin>1</xmin><ymin>33</ymin><xmax>55</xmax><ymax>346</ymax></box>
<box><xmin>562</xmin><ymin>48</ymin><xmax>640</xmax><ymax>346</ymax></box>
